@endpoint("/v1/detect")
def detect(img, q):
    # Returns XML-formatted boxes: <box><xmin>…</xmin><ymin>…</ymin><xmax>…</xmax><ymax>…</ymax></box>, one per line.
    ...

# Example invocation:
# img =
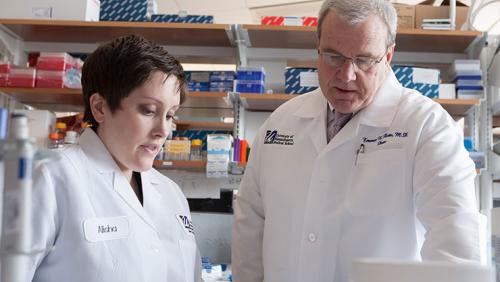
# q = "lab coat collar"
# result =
<box><xmin>79</xmin><ymin>128</ymin><xmax>121</xmax><ymax>173</ymax></box>
<box><xmin>80</xmin><ymin>128</ymin><xmax>162</xmax><ymax>232</ymax></box>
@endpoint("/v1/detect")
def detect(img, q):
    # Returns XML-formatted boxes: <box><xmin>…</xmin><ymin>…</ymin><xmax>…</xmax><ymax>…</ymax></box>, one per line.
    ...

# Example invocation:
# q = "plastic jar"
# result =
<box><xmin>190</xmin><ymin>139</ymin><xmax>203</xmax><ymax>161</ymax></box>
<box><xmin>48</xmin><ymin>132</ymin><xmax>63</xmax><ymax>149</ymax></box>
<box><xmin>64</xmin><ymin>130</ymin><xmax>78</xmax><ymax>145</ymax></box>
<box><xmin>55</xmin><ymin>122</ymin><xmax>67</xmax><ymax>142</ymax></box>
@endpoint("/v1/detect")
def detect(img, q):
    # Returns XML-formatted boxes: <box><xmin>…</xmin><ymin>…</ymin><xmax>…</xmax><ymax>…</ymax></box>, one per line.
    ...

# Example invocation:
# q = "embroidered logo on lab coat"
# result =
<box><xmin>264</xmin><ymin>130</ymin><xmax>294</xmax><ymax>145</ymax></box>
<box><xmin>177</xmin><ymin>214</ymin><xmax>195</xmax><ymax>236</ymax></box>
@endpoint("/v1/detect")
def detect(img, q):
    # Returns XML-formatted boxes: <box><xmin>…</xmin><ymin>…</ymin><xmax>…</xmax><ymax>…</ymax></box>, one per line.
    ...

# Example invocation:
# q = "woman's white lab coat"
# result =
<box><xmin>232</xmin><ymin>71</ymin><xmax>485</xmax><ymax>282</ymax></box>
<box><xmin>28</xmin><ymin>129</ymin><xmax>201</xmax><ymax>282</ymax></box>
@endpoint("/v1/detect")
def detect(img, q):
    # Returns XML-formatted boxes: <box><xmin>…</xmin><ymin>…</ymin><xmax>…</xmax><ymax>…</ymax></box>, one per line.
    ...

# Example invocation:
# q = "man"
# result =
<box><xmin>232</xmin><ymin>0</ymin><xmax>485</xmax><ymax>281</ymax></box>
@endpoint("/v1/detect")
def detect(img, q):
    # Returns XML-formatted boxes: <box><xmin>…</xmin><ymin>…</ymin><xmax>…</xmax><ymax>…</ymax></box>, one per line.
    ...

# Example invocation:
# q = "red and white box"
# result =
<box><xmin>37</xmin><ymin>52</ymin><xmax>71</xmax><ymax>71</ymax></box>
<box><xmin>261</xmin><ymin>16</ymin><xmax>318</xmax><ymax>27</ymax></box>
<box><xmin>7</xmin><ymin>68</ymin><xmax>36</xmax><ymax>88</ymax></box>
<box><xmin>0</xmin><ymin>63</ymin><xmax>10</xmax><ymax>87</ymax></box>
<box><xmin>36</xmin><ymin>70</ymin><xmax>64</xmax><ymax>88</ymax></box>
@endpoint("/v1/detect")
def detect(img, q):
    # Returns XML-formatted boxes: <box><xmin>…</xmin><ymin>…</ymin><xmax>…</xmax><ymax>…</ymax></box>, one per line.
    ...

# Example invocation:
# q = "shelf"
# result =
<box><xmin>0</xmin><ymin>88</ymin><xmax>232</xmax><ymax>110</ymax></box>
<box><xmin>242</xmin><ymin>24</ymin><xmax>482</xmax><ymax>53</ymax></box>
<box><xmin>239</xmin><ymin>93</ymin><xmax>479</xmax><ymax>116</ymax></box>
<box><xmin>153</xmin><ymin>160</ymin><xmax>206</xmax><ymax>170</ymax></box>
<box><xmin>176</xmin><ymin>120</ymin><xmax>233</xmax><ymax>130</ymax></box>
<box><xmin>0</xmin><ymin>19</ymin><xmax>233</xmax><ymax>47</ymax></box>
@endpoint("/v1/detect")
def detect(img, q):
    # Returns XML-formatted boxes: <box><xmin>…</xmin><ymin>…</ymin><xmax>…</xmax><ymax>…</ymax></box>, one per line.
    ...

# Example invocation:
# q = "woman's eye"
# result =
<box><xmin>139</xmin><ymin>105</ymin><xmax>156</xmax><ymax>115</ymax></box>
<box><xmin>166</xmin><ymin>114</ymin><xmax>177</xmax><ymax>121</ymax></box>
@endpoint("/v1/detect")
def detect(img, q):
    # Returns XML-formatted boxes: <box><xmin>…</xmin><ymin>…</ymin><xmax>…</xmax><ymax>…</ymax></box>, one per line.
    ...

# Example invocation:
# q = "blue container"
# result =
<box><xmin>151</xmin><ymin>14</ymin><xmax>214</xmax><ymax>24</ymax></box>
<box><xmin>284</xmin><ymin>67</ymin><xmax>319</xmax><ymax>94</ymax></box>
<box><xmin>236</xmin><ymin>67</ymin><xmax>266</xmax><ymax>81</ymax></box>
<box><xmin>392</xmin><ymin>65</ymin><xmax>439</xmax><ymax>98</ymax></box>
<box><xmin>210</xmin><ymin>71</ymin><xmax>235</xmax><ymax>82</ymax></box>
<box><xmin>100</xmin><ymin>0</ymin><xmax>148</xmax><ymax>22</ymax></box>
<box><xmin>235</xmin><ymin>80</ymin><xmax>265</xmax><ymax>93</ymax></box>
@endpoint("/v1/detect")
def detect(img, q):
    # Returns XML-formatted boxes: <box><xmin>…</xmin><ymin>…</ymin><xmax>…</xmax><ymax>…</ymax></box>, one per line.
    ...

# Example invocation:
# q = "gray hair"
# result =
<box><xmin>317</xmin><ymin>0</ymin><xmax>398</xmax><ymax>47</ymax></box>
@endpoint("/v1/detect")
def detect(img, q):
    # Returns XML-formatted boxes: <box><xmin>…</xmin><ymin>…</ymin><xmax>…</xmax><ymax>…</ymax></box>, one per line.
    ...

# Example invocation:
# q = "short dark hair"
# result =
<box><xmin>81</xmin><ymin>34</ymin><xmax>187</xmax><ymax>128</ymax></box>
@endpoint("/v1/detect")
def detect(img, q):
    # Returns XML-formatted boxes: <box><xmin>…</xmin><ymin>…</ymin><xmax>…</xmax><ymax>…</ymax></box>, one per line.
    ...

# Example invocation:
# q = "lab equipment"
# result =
<box><xmin>0</xmin><ymin>113</ymin><xmax>36</xmax><ymax>282</ymax></box>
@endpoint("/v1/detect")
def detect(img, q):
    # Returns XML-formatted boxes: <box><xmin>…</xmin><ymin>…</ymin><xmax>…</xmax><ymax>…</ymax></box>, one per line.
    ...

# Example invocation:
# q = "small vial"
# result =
<box><xmin>190</xmin><ymin>139</ymin><xmax>203</xmax><ymax>161</ymax></box>
<box><xmin>48</xmin><ymin>132</ymin><xmax>63</xmax><ymax>149</ymax></box>
<box><xmin>55</xmin><ymin>122</ymin><xmax>67</xmax><ymax>143</ymax></box>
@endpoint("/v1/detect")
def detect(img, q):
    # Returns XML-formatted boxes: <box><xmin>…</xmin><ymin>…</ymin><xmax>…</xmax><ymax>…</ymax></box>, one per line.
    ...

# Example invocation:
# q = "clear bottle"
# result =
<box><xmin>55</xmin><ymin>122</ymin><xmax>67</xmax><ymax>144</ymax></box>
<box><xmin>190</xmin><ymin>139</ymin><xmax>203</xmax><ymax>161</ymax></box>
<box><xmin>48</xmin><ymin>132</ymin><xmax>63</xmax><ymax>149</ymax></box>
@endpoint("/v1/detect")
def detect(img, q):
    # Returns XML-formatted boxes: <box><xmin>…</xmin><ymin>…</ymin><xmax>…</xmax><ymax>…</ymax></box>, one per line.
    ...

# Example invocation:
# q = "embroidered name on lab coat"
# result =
<box><xmin>177</xmin><ymin>214</ymin><xmax>195</xmax><ymax>236</ymax></box>
<box><xmin>264</xmin><ymin>130</ymin><xmax>294</xmax><ymax>146</ymax></box>
<box><xmin>362</xmin><ymin>131</ymin><xmax>408</xmax><ymax>146</ymax></box>
<box><xmin>83</xmin><ymin>216</ymin><xmax>129</xmax><ymax>243</ymax></box>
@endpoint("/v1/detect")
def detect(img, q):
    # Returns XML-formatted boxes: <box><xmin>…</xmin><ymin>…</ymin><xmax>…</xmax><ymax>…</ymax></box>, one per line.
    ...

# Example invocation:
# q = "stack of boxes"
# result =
<box><xmin>0</xmin><ymin>63</ymin><xmax>10</xmax><ymax>87</ymax></box>
<box><xmin>284</xmin><ymin>67</ymin><xmax>319</xmax><ymax>94</ymax></box>
<box><xmin>3</xmin><ymin>65</ymin><xmax>36</xmax><ymax>88</ymax></box>
<box><xmin>209</xmin><ymin>71</ymin><xmax>235</xmax><ymax>92</ymax></box>
<box><xmin>453</xmin><ymin>60</ymin><xmax>483</xmax><ymax>99</ymax></box>
<box><xmin>234</xmin><ymin>67</ymin><xmax>266</xmax><ymax>94</ymax></box>
<box><xmin>35</xmin><ymin>52</ymin><xmax>83</xmax><ymax>89</ymax></box>
<box><xmin>392</xmin><ymin>65</ymin><xmax>440</xmax><ymax>98</ymax></box>
<box><xmin>187</xmin><ymin>72</ymin><xmax>210</xmax><ymax>92</ymax></box>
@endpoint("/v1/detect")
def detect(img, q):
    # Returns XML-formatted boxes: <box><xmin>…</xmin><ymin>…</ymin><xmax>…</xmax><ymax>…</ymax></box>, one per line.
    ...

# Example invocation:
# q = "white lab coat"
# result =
<box><xmin>28</xmin><ymin>129</ymin><xmax>201</xmax><ymax>282</ymax></box>
<box><xmin>232</xmin><ymin>71</ymin><xmax>485</xmax><ymax>282</ymax></box>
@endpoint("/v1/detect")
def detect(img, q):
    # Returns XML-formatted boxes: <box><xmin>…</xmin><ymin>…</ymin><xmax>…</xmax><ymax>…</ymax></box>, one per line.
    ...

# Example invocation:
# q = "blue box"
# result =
<box><xmin>284</xmin><ymin>67</ymin><xmax>319</xmax><ymax>94</ymax></box>
<box><xmin>235</xmin><ymin>80</ymin><xmax>265</xmax><ymax>93</ymax></box>
<box><xmin>186</xmin><ymin>71</ymin><xmax>210</xmax><ymax>83</ymax></box>
<box><xmin>100</xmin><ymin>0</ymin><xmax>148</xmax><ymax>22</ymax></box>
<box><xmin>151</xmin><ymin>14</ymin><xmax>214</xmax><ymax>24</ymax></box>
<box><xmin>209</xmin><ymin>79</ymin><xmax>233</xmax><ymax>92</ymax></box>
<box><xmin>236</xmin><ymin>67</ymin><xmax>265</xmax><ymax>81</ymax></box>
<box><xmin>210</xmin><ymin>71</ymin><xmax>235</xmax><ymax>82</ymax></box>
<box><xmin>392</xmin><ymin>65</ymin><xmax>440</xmax><ymax>98</ymax></box>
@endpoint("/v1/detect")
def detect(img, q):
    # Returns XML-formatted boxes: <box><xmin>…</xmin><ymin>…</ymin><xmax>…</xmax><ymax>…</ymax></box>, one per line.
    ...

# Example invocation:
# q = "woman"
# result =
<box><xmin>28</xmin><ymin>35</ymin><xmax>200</xmax><ymax>281</ymax></box>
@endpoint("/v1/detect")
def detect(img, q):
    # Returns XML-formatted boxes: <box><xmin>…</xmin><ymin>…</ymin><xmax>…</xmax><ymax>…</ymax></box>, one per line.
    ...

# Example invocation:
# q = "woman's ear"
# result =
<box><xmin>89</xmin><ymin>93</ymin><xmax>106</xmax><ymax>124</ymax></box>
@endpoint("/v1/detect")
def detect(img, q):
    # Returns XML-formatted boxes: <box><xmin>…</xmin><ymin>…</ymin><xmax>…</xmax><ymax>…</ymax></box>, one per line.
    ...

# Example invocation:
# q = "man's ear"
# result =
<box><xmin>385</xmin><ymin>44</ymin><xmax>396</xmax><ymax>66</ymax></box>
<box><xmin>89</xmin><ymin>93</ymin><xmax>106</xmax><ymax>124</ymax></box>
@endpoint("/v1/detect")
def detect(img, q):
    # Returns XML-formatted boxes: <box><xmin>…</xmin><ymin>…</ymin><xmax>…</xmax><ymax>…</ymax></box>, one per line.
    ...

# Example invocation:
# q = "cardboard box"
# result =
<box><xmin>0</xmin><ymin>0</ymin><xmax>100</xmax><ymax>21</ymax></box>
<box><xmin>415</xmin><ymin>5</ymin><xmax>469</xmax><ymax>29</ymax></box>
<box><xmin>151</xmin><ymin>14</ymin><xmax>214</xmax><ymax>24</ymax></box>
<box><xmin>261</xmin><ymin>16</ymin><xmax>318</xmax><ymax>27</ymax></box>
<box><xmin>393</xmin><ymin>4</ymin><xmax>415</xmax><ymax>29</ymax></box>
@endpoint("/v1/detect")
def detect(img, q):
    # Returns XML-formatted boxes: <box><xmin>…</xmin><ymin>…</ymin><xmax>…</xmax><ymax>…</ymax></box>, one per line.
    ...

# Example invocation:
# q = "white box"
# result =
<box><xmin>438</xmin><ymin>83</ymin><xmax>456</xmax><ymax>99</ymax></box>
<box><xmin>0</xmin><ymin>0</ymin><xmax>100</xmax><ymax>21</ymax></box>
<box><xmin>13</xmin><ymin>110</ymin><xmax>56</xmax><ymax>148</ymax></box>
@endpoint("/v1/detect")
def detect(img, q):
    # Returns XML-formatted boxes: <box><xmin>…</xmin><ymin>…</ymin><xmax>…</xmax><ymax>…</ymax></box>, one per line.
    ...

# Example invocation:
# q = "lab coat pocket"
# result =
<box><xmin>348</xmin><ymin>148</ymin><xmax>406</xmax><ymax>216</ymax></box>
<box><xmin>179</xmin><ymin>239</ymin><xmax>197</xmax><ymax>282</ymax></box>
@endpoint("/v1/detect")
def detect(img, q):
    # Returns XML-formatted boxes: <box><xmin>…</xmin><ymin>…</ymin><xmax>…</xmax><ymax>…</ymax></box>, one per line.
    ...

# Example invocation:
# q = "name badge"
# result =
<box><xmin>176</xmin><ymin>214</ymin><xmax>195</xmax><ymax>236</ymax></box>
<box><xmin>83</xmin><ymin>216</ymin><xmax>129</xmax><ymax>243</ymax></box>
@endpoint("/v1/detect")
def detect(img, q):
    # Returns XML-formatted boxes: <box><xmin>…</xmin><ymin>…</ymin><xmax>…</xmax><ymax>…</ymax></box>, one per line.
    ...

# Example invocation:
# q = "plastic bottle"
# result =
<box><xmin>190</xmin><ymin>139</ymin><xmax>203</xmax><ymax>161</ymax></box>
<box><xmin>64</xmin><ymin>130</ymin><xmax>78</xmax><ymax>145</ymax></box>
<box><xmin>55</xmin><ymin>122</ymin><xmax>67</xmax><ymax>144</ymax></box>
<box><xmin>48</xmin><ymin>132</ymin><xmax>63</xmax><ymax>149</ymax></box>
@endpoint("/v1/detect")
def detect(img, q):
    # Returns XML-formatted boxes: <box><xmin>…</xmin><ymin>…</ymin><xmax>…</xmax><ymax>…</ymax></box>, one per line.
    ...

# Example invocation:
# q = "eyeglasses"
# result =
<box><xmin>318</xmin><ymin>48</ymin><xmax>389</xmax><ymax>72</ymax></box>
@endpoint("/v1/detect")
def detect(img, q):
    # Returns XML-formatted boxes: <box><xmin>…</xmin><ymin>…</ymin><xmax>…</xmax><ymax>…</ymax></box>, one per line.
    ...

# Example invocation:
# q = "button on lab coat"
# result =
<box><xmin>232</xmin><ymin>71</ymin><xmax>485</xmax><ymax>282</ymax></box>
<box><xmin>28</xmin><ymin>129</ymin><xmax>201</xmax><ymax>282</ymax></box>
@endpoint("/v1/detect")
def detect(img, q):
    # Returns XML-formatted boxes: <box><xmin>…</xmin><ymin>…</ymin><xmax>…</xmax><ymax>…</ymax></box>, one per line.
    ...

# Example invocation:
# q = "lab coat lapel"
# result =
<box><xmin>80</xmin><ymin>128</ymin><xmax>159</xmax><ymax>231</ymax></box>
<box><xmin>141</xmin><ymin>172</ymin><xmax>166</xmax><ymax>228</ymax></box>
<box><xmin>113</xmin><ymin>171</ymin><xmax>158</xmax><ymax>232</ymax></box>
<box><xmin>293</xmin><ymin>89</ymin><xmax>328</xmax><ymax>154</ymax></box>
<box><xmin>326</xmin><ymin>69</ymin><xmax>403</xmax><ymax>151</ymax></box>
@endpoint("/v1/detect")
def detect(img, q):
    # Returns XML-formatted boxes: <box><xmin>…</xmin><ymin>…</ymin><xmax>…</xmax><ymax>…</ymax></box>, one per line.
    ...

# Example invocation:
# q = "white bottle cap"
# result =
<box><xmin>9</xmin><ymin>113</ymin><xmax>29</xmax><ymax>139</ymax></box>
<box><xmin>64</xmin><ymin>130</ymin><xmax>78</xmax><ymax>144</ymax></box>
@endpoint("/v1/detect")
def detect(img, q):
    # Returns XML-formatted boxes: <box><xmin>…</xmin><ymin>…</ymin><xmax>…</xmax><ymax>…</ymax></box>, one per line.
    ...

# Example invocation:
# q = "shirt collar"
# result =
<box><xmin>79</xmin><ymin>128</ymin><xmax>121</xmax><ymax>173</ymax></box>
